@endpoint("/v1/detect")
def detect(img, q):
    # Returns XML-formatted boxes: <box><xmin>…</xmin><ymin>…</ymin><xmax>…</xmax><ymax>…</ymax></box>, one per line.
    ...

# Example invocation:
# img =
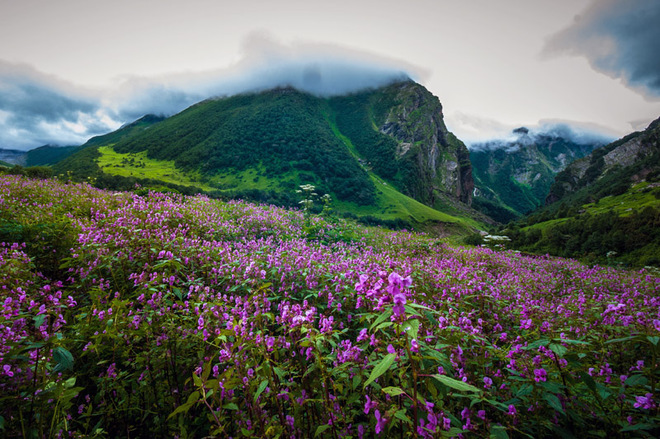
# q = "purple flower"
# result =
<box><xmin>507</xmin><ymin>404</ymin><xmax>517</xmax><ymax>416</ymax></box>
<box><xmin>3</xmin><ymin>365</ymin><xmax>13</xmax><ymax>377</ymax></box>
<box><xmin>533</xmin><ymin>368</ymin><xmax>547</xmax><ymax>382</ymax></box>
<box><xmin>392</xmin><ymin>292</ymin><xmax>406</xmax><ymax>318</ymax></box>
<box><xmin>364</xmin><ymin>394</ymin><xmax>378</xmax><ymax>414</ymax></box>
<box><xmin>374</xmin><ymin>409</ymin><xmax>387</xmax><ymax>434</ymax></box>
<box><xmin>633</xmin><ymin>393</ymin><xmax>656</xmax><ymax>409</ymax></box>
<box><xmin>387</xmin><ymin>344</ymin><xmax>396</xmax><ymax>355</ymax></box>
<box><xmin>483</xmin><ymin>376</ymin><xmax>493</xmax><ymax>389</ymax></box>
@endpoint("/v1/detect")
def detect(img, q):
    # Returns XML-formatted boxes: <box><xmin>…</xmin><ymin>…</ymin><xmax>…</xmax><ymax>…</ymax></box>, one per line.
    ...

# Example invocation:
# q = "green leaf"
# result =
<box><xmin>223</xmin><ymin>403</ymin><xmax>239</xmax><ymax>410</ymax></box>
<box><xmin>202</xmin><ymin>361</ymin><xmax>212</xmax><ymax>382</ymax></box>
<box><xmin>581</xmin><ymin>373</ymin><xmax>596</xmax><ymax>393</ymax></box>
<box><xmin>524</xmin><ymin>339</ymin><xmax>550</xmax><ymax>350</ymax></box>
<box><xmin>402</xmin><ymin>319</ymin><xmax>420</xmax><ymax>340</ymax></box>
<box><xmin>490</xmin><ymin>425</ymin><xmax>509</xmax><ymax>439</ymax></box>
<box><xmin>544</xmin><ymin>393</ymin><xmax>565</xmax><ymax>415</ymax></box>
<box><xmin>186</xmin><ymin>390</ymin><xmax>200</xmax><ymax>405</ymax></box>
<box><xmin>432</xmin><ymin>374</ymin><xmax>481</xmax><ymax>393</ymax></box>
<box><xmin>375</xmin><ymin>321</ymin><xmax>393</xmax><ymax>331</ymax></box>
<box><xmin>0</xmin><ymin>414</ymin><xmax>5</xmax><ymax>430</ymax></box>
<box><xmin>315</xmin><ymin>425</ymin><xmax>331</xmax><ymax>437</ymax></box>
<box><xmin>34</xmin><ymin>314</ymin><xmax>46</xmax><ymax>329</ymax></box>
<box><xmin>548</xmin><ymin>343</ymin><xmax>567</xmax><ymax>358</ymax></box>
<box><xmin>605</xmin><ymin>336</ymin><xmax>635</xmax><ymax>344</ymax></box>
<box><xmin>620</xmin><ymin>423</ymin><xmax>656</xmax><ymax>432</ymax></box>
<box><xmin>382</xmin><ymin>386</ymin><xmax>406</xmax><ymax>397</ymax></box>
<box><xmin>646</xmin><ymin>336</ymin><xmax>660</xmax><ymax>346</ymax></box>
<box><xmin>52</xmin><ymin>347</ymin><xmax>74</xmax><ymax>372</ymax></box>
<box><xmin>364</xmin><ymin>353</ymin><xmax>396</xmax><ymax>388</ymax></box>
<box><xmin>394</xmin><ymin>409</ymin><xmax>412</xmax><ymax>425</ymax></box>
<box><xmin>625</xmin><ymin>374</ymin><xmax>648</xmax><ymax>387</ymax></box>
<box><xmin>370</xmin><ymin>311</ymin><xmax>392</xmax><ymax>331</ymax></box>
<box><xmin>254</xmin><ymin>379</ymin><xmax>269</xmax><ymax>403</ymax></box>
<box><xmin>442</xmin><ymin>427</ymin><xmax>467</xmax><ymax>437</ymax></box>
<box><xmin>167</xmin><ymin>400</ymin><xmax>196</xmax><ymax>420</ymax></box>
<box><xmin>193</xmin><ymin>372</ymin><xmax>202</xmax><ymax>388</ymax></box>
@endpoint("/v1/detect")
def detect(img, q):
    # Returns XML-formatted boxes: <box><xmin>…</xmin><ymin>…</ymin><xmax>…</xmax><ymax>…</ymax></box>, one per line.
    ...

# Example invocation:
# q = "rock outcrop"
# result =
<box><xmin>374</xmin><ymin>82</ymin><xmax>474</xmax><ymax>205</ymax></box>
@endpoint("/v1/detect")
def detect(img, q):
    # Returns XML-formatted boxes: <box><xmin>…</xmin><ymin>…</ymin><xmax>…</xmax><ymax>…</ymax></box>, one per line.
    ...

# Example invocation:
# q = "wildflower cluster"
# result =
<box><xmin>0</xmin><ymin>175</ymin><xmax>658</xmax><ymax>438</ymax></box>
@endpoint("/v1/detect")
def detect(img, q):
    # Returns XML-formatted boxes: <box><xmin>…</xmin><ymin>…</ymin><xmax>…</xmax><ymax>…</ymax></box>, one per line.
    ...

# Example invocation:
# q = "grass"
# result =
<box><xmin>582</xmin><ymin>181</ymin><xmax>660</xmax><ymax>216</ymax></box>
<box><xmin>96</xmin><ymin>139</ymin><xmax>484</xmax><ymax>236</ymax></box>
<box><xmin>97</xmin><ymin>146</ymin><xmax>215</xmax><ymax>191</ymax></box>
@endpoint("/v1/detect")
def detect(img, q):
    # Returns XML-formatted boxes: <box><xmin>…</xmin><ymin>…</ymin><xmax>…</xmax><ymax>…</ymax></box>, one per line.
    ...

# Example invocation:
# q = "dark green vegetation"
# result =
<box><xmin>502</xmin><ymin>117</ymin><xmax>660</xmax><ymax>267</ymax></box>
<box><xmin>113</xmin><ymin>88</ymin><xmax>376</xmax><ymax>205</ymax></box>
<box><xmin>470</xmin><ymin>129</ymin><xmax>604</xmax><ymax>223</ymax></box>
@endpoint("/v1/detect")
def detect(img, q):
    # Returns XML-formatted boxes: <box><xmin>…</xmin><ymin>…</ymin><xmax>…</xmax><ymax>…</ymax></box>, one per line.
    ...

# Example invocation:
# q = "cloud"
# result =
<box><xmin>0</xmin><ymin>61</ymin><xmax>118</xmax><ymax>150</ymax></box>
<box><xmin>543</xmin><ymin>0</ymin><xmax>660</xmax><ymax>99</ymax></box>
<box><xmin>466</xmin><ymin>120</ymin><xmax>616</xmax><ymax>152</ymax></box>
<box><xmin>109</xmin><ymin>34</ymin><xmax>424</xmax><ymax>120</ymax></box>
<box><xmin>0</xmin><ymin>35</ymin><xmax>424</xmax><ymax>150</ymax></box>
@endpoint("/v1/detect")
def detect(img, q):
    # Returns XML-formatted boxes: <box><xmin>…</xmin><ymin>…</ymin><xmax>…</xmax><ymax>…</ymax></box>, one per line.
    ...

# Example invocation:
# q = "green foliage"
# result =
<box><xmin>509</xmin><ymin>204</ymin><xmax>660</xmax><ymax>267</ymax></box>
<box><xmin>111</xmin><ymin>88</ymin><xmax>376</xmax><ymax>205</ymax></box>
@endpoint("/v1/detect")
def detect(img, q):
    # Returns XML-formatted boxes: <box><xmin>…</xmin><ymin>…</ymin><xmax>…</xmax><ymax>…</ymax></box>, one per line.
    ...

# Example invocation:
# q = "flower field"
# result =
<box><xmin>1</xmin><ymin>174</ymin><xmax>659</xmax><ymax>438</ymax></box>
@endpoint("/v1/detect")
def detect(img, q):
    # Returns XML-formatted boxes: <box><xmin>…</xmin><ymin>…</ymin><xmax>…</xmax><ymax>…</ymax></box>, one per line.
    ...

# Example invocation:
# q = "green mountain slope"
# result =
<box><xmin>503</xmin><ymin>117</ymin><xmax>660</xmax><ymax>267</ymax></box>
<box><xmin>55</xmin><ymin>82</ymin><xmax>487</xmax><ymax>233</ymax></box>
<box><xmin>470</xmin><ymin>127</ymin><xmax>605</xmax><ymax>223</ymax></box>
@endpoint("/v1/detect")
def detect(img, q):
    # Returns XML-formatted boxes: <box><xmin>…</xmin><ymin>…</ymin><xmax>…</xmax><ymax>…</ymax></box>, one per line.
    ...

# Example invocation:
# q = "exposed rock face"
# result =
<box><xmin>546</xmin><ymin>116</ymin><xmax>660</xmax><ymax>204</ymax></box>
<box><xmin>376</xmin><ymin>82</ymin><xmax>474</xmax><ymax>205</ymax></box>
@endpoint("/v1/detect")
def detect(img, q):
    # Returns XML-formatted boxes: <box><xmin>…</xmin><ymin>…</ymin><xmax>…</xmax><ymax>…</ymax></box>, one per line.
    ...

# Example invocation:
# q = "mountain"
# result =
<box><xmin>0</xmin><ymin>148</ymin><xmax>26</xmax><ymax>165</ymax></box>
<box><xmin>0</xmin><ymin>145</ymin><xmax>82</xmax><ymax>167</ymax></box>
<box><xmin>470</xmin><ymin>127</ymin><xmax>606</xmax><ymax>223</ymax></box>
<box><xmin>546</xmin><ymin>116</ymin><xmax>660</xmax><ymax>205</ymax></box>
<box><xmin>54</xmin><ymin>81</ymin><xmax>487</xmax><ymax>233</ymax></box>
<box><xmin>503</xmin><ymin>117</ymin><xmax>660</xmax><ymax>267</ymax></box>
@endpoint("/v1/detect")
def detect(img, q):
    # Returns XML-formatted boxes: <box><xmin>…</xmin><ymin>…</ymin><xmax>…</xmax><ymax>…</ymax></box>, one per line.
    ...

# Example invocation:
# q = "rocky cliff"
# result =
<box><xmin>547</xmin><ymin>116</ymin><xmax>660</xmax><ymax>204</ymax></box>
<box><xmin>376</xmin><ymin>82</ymin><xmax>473</xmax><ymax>205</ymax></box>
<box><xmin>329</xmin><ymin>81</ymin><xmax>474</xmax><ymax>207</ymax></box>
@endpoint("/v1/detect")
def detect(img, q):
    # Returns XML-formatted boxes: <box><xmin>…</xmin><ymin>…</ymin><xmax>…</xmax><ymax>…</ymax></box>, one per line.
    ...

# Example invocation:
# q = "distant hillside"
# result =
<box><xmin>503</xmin><ymin>117</ymin><xmax>660</xmax><ymax>267</ymax></box>
<box><xmin>0</xmin><ymin>148</ymin><xmax>26</xmax><ymax>165</ymax></box>
<box><xmin>547</xmin><ymin>116</ymin><xmax>660</xmax><ymax>205</ymax></box>
<box><xmin>55</xmin><ymin>82</ymin><xmax>488</xmax><ymax>233</ymax></box>
<box><xmin>470</xmin><ymin>127</ymin><xmax>606</xmax><ymax>223</ymax></box>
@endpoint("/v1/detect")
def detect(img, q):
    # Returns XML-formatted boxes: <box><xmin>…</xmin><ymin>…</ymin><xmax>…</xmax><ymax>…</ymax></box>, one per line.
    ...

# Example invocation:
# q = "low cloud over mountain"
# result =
<box><xmin>0</xmin><ymin>37</ymin><xmax>421</xmax><ymax>150</ymax></box>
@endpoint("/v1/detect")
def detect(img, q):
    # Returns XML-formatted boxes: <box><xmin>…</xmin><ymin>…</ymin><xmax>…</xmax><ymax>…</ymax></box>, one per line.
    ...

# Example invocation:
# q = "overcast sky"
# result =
<box><xmin>1</xmin><ymin>0</ymin><xmax>659</xmax><ymax>150</ymax></box>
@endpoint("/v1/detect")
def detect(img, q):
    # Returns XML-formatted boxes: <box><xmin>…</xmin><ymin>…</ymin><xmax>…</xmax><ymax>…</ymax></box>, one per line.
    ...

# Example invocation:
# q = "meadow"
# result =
<box><xmin>0</xmin><ymin>174</ymin><xmax>659</xmax><ymax>438</ymax></box>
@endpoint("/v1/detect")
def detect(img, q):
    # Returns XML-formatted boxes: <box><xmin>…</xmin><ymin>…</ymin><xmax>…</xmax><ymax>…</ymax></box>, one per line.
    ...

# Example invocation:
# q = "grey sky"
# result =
<box><xmin>0</xmin><ymin>0</ymin><xmax>659</xmax><ymax>150</ymax></box>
